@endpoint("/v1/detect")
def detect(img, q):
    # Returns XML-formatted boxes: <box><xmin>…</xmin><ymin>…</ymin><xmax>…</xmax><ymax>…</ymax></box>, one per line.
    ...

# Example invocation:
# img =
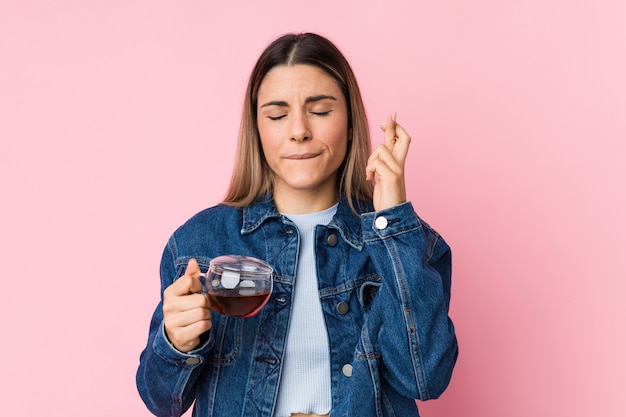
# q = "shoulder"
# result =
<box><xmin>165</xmin><ymin>204</ymin><xmax>245</xmax><ymax>256</ymax></box>
<box><xmin>176</xmin><ymin>204</ymin><xmax>243</xmax><ymax>234</ymax></box>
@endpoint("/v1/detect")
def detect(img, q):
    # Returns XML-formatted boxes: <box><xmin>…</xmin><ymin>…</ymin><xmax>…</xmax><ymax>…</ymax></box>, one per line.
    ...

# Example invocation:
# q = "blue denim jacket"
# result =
<box><xmin>136</xmin><ymin>196</ymin><xmax>457</xmax><ymax>417</ymax></box>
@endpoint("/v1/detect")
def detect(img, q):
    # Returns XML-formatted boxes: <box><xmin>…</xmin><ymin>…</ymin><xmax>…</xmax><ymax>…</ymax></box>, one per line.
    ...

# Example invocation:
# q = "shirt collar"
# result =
<box><xmin>241</xmin><ymin>194</ymin><xmax>369</xmax><ymax>251</ymax></box>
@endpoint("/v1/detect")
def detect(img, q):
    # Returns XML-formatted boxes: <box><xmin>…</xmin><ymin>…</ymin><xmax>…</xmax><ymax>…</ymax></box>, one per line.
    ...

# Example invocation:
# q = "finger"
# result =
<box><xmin>166</xmin><ymin>318</ymin><xmax>213</xmax><ymax>353</ymax></box>
<box><xmin>390</xmin><ymin>122</ymin><xmax>411</xmax><ymax>163</ymax></box>
<box><xmin>366</xmin><ymin>142</ymin><xmax>403</xmax><ymax>181</ymax></box>
<box><xmin>166</xmin><ymin>259</ymin><xmax>204</xmax><ymax>297</ymax></box>
<box><xmin>180</xmin><ymin>318</ymin><xmax>212</xmax><ymax>339</ymax></box>
<box><xmin>370</xmin><ymin>144</ymin><xmax>403</xmax><ymax>177</ymax></box>
<box><xmin>381</xmin><ymin>111</ymin><xmax>397</xmax><ymax>126</ymax></box>
<box><xmin>365</xmin><ymin>146</ymin><xmax>382</xmax><ymax>182</ymax></box>
<box><xmin>163</xmin><ymin>304</ymin><xmax>212</xmax><ymax>343</ymax></box>
<box><xmin>185</xmin><ymin>258</ymin><xmax>205</xmax><ymax>294</ymax></box>
<box><xmin>185</xmin><ymin>258</ymin><xmax>201</xmax><ymax>278</ymax></box>
<box><xmin>164</xmin><ymin>274</ymin><xmax>203</xmax><ymax>298</ymax></box>
<box><xmin>383</xmin><ymin>112</ymin><xmax>398</xmax><ymax>150</ymax></box>
<box><xmin>166</xmin><ymin>292</ymin><xmax>211</xmax><ymax>313</ymax></box>
<box><xmin>165</xmin><ymin>304</ymin><xmax>212</xmax><ymax>328</ymax></box>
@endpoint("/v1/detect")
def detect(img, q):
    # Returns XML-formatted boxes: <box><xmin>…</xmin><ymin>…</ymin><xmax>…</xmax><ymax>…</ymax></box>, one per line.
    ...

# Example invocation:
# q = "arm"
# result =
<box><xmin>361</xmin><ymin>202</ymin><xmax>457</xmax><ymax>399</ymax></box>
<box><xmin>136</xmin><ymin>238</ymin><xmax>214</xmax><ymax>417</ymax></box>
<box><xmin>363</xmin><ymin>113</ymin><xmax>457</xmax><ymax>399</ymax></box>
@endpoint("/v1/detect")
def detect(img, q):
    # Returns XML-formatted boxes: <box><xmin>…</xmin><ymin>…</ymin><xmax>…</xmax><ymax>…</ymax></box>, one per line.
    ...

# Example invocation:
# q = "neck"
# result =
<box><xmin>273</xmin><ymin>187</ymin><xmax>339</xmax><ymax>214</ymax></box>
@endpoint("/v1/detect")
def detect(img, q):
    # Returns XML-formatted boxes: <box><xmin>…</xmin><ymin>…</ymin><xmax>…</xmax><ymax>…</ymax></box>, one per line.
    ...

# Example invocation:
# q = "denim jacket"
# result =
<box><xmin>136</xmin><ymin>196</ymin><xmax>457</xmax><ymax>417</ymax></box>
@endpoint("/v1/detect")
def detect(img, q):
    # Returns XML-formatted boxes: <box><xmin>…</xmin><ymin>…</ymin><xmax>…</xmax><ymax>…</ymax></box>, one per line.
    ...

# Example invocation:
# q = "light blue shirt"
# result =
<box><xmin>274</xmin><ymin>204</ymin><xmax>338</xmax><ymax>416</ymax></box>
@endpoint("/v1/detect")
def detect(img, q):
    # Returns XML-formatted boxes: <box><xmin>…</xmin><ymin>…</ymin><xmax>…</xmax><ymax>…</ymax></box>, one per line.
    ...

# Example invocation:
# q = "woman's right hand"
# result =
<box><xmin>163</xmin><ymin>258</ymin><xmax>212</xmax><ymax>353</ymax></box>
<box><xmin>366</xmin><ymin>112</ymin><xmax>411</xmax><ymax>212</ymax></box>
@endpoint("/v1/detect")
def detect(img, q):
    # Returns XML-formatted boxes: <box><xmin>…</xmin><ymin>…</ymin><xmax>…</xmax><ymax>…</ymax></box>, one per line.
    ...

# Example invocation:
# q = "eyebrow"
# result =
<box><xmin>260</xmin><ymin>94</ymin><xmax>337</xmax><ymax>108</ymax></box>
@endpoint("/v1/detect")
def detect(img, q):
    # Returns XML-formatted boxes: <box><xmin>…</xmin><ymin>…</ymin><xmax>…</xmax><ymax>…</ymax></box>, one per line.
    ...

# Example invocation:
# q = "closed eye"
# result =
<box><xmin>311</xmin><ymin>110</ymin><xmax>332</xmax><ymax>116</ymax></box>
<box><xmin>267</xmin><ymin>114</ymin><xmax>287</xmax><ymax>121</ymax></box>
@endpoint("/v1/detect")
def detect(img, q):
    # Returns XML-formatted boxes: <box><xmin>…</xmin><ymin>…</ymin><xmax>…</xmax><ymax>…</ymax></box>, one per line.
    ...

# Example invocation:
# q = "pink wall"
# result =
<box><xmin>1</xmin><ymin>1</ymin><xmax>624</xmax><ymax>416</ymax></box>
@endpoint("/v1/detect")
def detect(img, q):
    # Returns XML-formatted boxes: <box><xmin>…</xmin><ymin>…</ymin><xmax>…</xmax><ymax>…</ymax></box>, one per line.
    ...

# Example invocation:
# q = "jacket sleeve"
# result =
<box><xmin>136</xmin><ymin>236</ymin><xmax>214</xmax><ymax>417</ymax></box>
<box><xmin>361</xmin><ymin>201</ymin><xmax>458</xmax><ymax>400</ymax></box>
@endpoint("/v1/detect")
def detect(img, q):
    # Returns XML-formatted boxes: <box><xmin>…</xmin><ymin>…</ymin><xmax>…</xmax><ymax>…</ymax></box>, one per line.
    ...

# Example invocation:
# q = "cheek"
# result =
<box><xmin>325</xmin><ymin>126</ymin><xmax>349</xmax><ymax>153</ymax></box>
<box><xmin>257</xmin><ymin>119</ymin><xmax>268</xmax><ymax>143</ymax></box>
<box><xmin>257</xmin><ymin>124</ymin><xmax>275</xmax><ymax>152</ymax></box>
<box><xmin>258</xmin><ymin>134</ymin><xmax>282</xmax><ymax>171</ymax></box>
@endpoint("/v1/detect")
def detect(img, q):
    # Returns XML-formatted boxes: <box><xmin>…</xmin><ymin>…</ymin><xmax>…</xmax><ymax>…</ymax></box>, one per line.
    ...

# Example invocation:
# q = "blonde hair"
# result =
<box><xmin>222</xmin><ymin>33</ymin><xmax>373</xmax><ymax>214</ymax></box>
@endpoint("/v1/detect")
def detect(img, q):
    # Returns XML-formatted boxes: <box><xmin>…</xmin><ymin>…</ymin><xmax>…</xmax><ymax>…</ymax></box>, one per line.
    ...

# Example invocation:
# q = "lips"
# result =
<box><xmin>285</xmin><ymin>152</ymin><xmax>322</xmax><ymax>160</ymax></box>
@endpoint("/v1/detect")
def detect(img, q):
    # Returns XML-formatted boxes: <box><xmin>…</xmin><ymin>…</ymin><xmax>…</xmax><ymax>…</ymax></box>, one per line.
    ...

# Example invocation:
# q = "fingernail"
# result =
<box><xmin>392</xmin><ymin>112</ymin><xmax>397</xmax><ymax>122</ymax></box>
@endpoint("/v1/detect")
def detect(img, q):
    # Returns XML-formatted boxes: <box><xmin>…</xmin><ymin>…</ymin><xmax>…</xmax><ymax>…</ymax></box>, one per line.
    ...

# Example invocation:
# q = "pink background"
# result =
<box><xmin>1</xmin><ymin>1</ymin><xmax>625</xmax><ymax>416</ymax></box>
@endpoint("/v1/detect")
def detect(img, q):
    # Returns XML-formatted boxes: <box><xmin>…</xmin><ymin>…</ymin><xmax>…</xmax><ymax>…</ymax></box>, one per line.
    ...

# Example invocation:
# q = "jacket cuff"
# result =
<box><xmin>361</xmin><ymin>201</ymin><xmax>422</xmax><ymax>240</ymax></box>
<box><xmin>152</xmin><ymin>321</ymin><xmax>214</xmax><ymax>368</ymax></box>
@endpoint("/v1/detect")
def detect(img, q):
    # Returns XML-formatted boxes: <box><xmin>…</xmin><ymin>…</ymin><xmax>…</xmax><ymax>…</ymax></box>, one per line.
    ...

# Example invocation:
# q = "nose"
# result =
<box><xmin>289</xmin><ymin>112</ymin><xmax>311</xmax><ymax>142</ymax></box>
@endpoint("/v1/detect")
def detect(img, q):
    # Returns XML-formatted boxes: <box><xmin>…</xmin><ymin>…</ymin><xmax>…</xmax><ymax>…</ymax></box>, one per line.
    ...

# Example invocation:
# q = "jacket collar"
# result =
<box><xmin>241</xmin><ymin>194</ymin><xmax>369</xmax><ymax>251</ymax></box>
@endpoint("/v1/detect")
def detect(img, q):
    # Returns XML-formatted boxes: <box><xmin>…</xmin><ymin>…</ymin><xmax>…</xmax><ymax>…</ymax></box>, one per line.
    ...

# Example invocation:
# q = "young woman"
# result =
<box><xmin>137</xmin><ymin>32</ymin><xmax>457</xmax><ymax>417</ymax></box>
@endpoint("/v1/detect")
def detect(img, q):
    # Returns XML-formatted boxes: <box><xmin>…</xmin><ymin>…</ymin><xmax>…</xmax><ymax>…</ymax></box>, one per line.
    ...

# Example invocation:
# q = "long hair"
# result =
<box><xmin>222</xmin><ymin>33</ymin><xmax>373</xmax><ymax>214</ymax></box>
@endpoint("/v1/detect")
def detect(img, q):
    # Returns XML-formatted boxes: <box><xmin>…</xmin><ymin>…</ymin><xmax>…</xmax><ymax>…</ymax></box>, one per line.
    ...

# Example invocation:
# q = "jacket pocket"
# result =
<box><xmin>357</xmin><ymin>278</ymin><xmax>382</xmax><ymax>312</ymax></box>
<box><xmin>206</xmin><ymin>314</ymin><xmax>243</xmax><ymax>364</ymax></box>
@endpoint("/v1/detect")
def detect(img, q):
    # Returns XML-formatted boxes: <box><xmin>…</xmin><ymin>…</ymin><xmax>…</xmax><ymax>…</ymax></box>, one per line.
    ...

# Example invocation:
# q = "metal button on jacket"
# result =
<box><xmin>336</xmin><ymin>301</ymin><xmax>349</xmax><ymax>315</ymax></box>
<box><xmin>326</xmin><ymin>233</ymin><xmax>338</xmax><ymax>247</ymax></box>
<box><xmin>185</xmin><ymin>357</ymin><xmax>200</xmax><ymax>366</ymax></box>
<box><xmin>375</xmin><ymin>216</ymin><xmax>389</xmax><ymax>230</ymax></box>
<box><xmin>342</xmin><ymin>364</ymin><xmax>353</xmax><ymax>377</ymax></box>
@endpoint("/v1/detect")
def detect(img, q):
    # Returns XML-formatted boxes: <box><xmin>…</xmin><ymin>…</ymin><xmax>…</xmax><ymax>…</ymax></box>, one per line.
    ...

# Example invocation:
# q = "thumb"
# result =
<box><xmin>166</xmin><ymin>258</ymin><xmax>203</xmax><ymax>296</ymax></box>
<box><xmin>185</xmin><ymin>258</ymin><xmax>204</xmax><ymax>294</ymax></box>
<box><xmin>185</xmin><ymin>258</ymin><xmax>200</xmax><ymax>277</ymax></box>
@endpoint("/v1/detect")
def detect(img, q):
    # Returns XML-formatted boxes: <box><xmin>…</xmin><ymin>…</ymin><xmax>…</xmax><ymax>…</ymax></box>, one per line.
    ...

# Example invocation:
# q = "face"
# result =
<box><xmin>256</xmin><ymin>64</ymin><xmax>349</xmax><ymax>207</ymax></box>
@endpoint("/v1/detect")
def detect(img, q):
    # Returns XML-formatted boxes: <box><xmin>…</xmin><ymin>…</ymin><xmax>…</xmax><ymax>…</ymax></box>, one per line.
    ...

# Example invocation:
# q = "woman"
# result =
<box><xmin>137</xmin><ymin>32</ymin><xmax>457</xmax><ymax>417</ymax></box>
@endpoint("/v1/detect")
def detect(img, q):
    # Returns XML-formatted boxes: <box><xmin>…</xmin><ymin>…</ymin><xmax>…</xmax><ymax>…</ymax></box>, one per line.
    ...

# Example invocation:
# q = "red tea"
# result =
<box><xmin>208</xmin><ymin>290</ymin><xmax>271</xmax><ymax>318</ymax></box>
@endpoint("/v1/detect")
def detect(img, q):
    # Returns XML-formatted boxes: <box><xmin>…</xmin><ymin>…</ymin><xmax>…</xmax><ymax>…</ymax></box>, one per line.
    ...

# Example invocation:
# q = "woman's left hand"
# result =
<box><xmin>366</xmin><ymin>112</ymin><xmax>411</xmax><ymax>211</ymax></box>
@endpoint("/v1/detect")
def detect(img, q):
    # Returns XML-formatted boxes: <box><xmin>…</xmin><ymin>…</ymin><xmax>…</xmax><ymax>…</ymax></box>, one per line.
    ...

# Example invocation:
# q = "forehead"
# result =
<box><xmin>258</xmin><ymin>64</ymin><xmax>343</xmax><ymax>99</ymax></box>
